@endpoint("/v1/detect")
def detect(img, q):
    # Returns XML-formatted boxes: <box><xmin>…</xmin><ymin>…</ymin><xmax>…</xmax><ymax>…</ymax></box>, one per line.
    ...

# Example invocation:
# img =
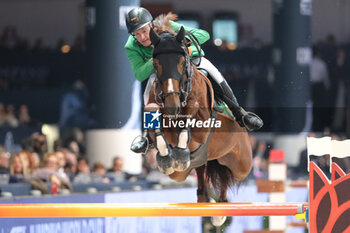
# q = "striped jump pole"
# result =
<box><xmin>0</xmin><ymin>202</ymin><xmax>307</xmax><ymax>218</ymax></box>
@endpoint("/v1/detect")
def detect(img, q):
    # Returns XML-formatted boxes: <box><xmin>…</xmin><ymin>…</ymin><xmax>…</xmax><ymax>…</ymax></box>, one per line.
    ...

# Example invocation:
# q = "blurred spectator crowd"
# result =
<box><xmin>0</xmin><ymin>102</ymin><xmax>33</xmax><ymax>127</ymax></box>
<box><xmin>310</xmin><ymin>35</ymin><xmax>350</xmax><ymax>133</ymax></box>
<box><xmin>0</xmin><ymin>126</ymin><xmax>197</xmax><ymax>196</ymax></box>
<box><xmin>0</xmin><ymin>26</ymin><xmax>85</xmax><ymax>53</ymax></box>
<box><xmin>203</xmin><ymin>33</ymin><xmax>350</xmax><ymax>134</ymax></box>
<box><xmin>0</xmin><ymin>128</ymin><xmax>149</xmax><ymax>195</ymax></box>
<box><xmin>0</xmin><ymin>26</ymin><xmax>85</xmax><ymax>91</ymax></box>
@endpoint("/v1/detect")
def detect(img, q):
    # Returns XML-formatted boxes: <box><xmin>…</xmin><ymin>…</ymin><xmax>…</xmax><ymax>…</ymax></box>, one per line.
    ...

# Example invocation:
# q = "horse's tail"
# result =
<box><xmin>206</xmin><ymin>160</ymin><xmax>239</xmax><ymax>199</ymax></box>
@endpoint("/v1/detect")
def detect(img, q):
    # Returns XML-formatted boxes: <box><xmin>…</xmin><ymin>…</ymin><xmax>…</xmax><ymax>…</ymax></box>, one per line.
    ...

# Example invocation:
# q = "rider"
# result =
<box><xmin>125</xmin><ymin>7</ymin><xmax>263</xmax><ymax>153</ymax></box>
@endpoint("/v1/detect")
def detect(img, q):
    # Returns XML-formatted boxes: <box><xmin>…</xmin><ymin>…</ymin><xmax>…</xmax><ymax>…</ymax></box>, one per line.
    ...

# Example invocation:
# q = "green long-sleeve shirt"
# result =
<box><xmin>124</xmin><ymin>21</ymin><xmax>210</xmax><ymax>82</ymax></box>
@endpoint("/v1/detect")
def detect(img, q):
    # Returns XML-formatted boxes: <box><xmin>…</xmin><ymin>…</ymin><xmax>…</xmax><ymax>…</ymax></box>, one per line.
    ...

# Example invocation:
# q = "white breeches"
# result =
<box><xmin>143</xmin><ymin>73</ymin><xmax>156</xmax><ymax>105</ymax></box>
<box><xmin>197</xmin><ymin>57</ymin><xmax>225</xmax><ymax>83</ymax></box>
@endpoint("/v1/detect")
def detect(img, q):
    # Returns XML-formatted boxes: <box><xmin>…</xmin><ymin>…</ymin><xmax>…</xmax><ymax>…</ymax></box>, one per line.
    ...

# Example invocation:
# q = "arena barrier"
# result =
<box><xmin>307</xmin><ymin>137</ymin><xmax>350</xmax><ymax>233</ymax></box>
<box><xmin>0</xmin><ymin>202</ymin><xmax>307</xmax><ymax>218</ymax></box>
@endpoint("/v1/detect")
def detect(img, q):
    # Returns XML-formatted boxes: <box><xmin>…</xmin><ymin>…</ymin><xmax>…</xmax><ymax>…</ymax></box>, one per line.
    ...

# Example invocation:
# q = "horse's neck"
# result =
<box><xmin>191</xmin><ymin>69</ymin><xmax>211</xmax><ymax>107</ymax></box>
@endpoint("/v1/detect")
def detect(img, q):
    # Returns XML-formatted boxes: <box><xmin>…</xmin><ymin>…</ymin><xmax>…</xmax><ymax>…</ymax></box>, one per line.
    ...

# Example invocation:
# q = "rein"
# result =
<box><xmin>185</xmin><ymin>30</ymin><xmax>202</xmax><ymax>66</ymax></box>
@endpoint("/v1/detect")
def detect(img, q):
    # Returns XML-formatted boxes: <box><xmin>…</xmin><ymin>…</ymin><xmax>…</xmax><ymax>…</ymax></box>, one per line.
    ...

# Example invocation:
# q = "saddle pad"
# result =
<box><xmin>215</xmin><ymin>100</ymin><xmax>235</xmax><ymax>120</ymax></box>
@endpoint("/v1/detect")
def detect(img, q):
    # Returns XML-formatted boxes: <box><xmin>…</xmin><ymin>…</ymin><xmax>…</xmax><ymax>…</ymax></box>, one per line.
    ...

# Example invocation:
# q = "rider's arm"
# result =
<box><xmin>124</xmin><ymin>37</ymin><xmax>154</xmax><ymax>82</ymax></box>
<box><xmin>169</xmin><ymin>21</ymin><xmax>210</xmax><ymax>57</ymax></box>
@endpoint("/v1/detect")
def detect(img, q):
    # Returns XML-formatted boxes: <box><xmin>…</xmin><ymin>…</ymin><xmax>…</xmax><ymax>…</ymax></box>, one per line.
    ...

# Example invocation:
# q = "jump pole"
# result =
<box><xmin>0</xmin><ymin>202</ymin><xmax>307</xmax><ymax>218</ymax></box>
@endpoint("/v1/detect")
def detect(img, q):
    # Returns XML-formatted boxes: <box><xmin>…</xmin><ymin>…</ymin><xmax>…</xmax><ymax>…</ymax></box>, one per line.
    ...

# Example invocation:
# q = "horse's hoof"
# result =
<box><xmin>156</xmin><ymin>152</ymin><xmax>174</xmax><ymax>175</ymax></box>
<box><xmin>211</xmin><ymin>216</ymin><xmax>227</xmax><ymax>227</ymax></box>
<box><xmin>209</xmin><ymin>197</ymin><xmax>227</xmax><ymax>226</ymax></box>
<box><xmin>172</xmin><ymin>146</ymin><xmax>190</xmax><ymax>171</ymax></box>
<box><xmin>174</xmin><ymin>160</ymin><xmax>190</xmax><ymax>172</ymax></box>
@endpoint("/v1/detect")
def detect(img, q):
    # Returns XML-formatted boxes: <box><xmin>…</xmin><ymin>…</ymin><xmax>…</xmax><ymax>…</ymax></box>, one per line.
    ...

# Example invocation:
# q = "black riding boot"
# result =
<box><xmin>219</xmin><ymin>80</ymin><xmax>263</xmax><ymax>131</ymax></box>
<box><xmin>130</xmin><ymin>130</ymin><xmax>154</xmax><ymax>154</ymax></box>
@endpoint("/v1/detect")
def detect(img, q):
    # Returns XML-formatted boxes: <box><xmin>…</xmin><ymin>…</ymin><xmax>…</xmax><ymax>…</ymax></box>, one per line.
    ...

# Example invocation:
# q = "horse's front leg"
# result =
<box><xmin>154</xmin><ymin>128</ymin><xmax>175</xmax><ymax>175</ymax></box>
<box><xmin>172</xmin><ymin>126</ymin><xmax>191</xmax><ymax>171</ymax></box>
<box><xmin>145</xmin><ymin>103</ymin><xmax>175</xmax><ymax>175</ymax></box>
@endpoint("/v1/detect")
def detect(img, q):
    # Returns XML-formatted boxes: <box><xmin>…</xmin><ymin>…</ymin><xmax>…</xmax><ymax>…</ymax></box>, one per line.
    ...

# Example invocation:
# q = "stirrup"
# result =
<box><xmin>242</xmin><ymin>111</ymin><xmax>263</xmax><ymax>131</ymax></box>
<box><xmin>131</xmin><ymin>135</ymin><xmax>150</xmax><ymax>154</ymax></box>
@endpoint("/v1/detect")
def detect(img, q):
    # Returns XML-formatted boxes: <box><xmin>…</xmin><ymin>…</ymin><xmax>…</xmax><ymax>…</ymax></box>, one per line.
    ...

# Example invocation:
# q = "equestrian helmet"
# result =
<box><xmin>125</xmin><ymin>7</ymin><xmax>153</xmax><ymax>34</ymax></box>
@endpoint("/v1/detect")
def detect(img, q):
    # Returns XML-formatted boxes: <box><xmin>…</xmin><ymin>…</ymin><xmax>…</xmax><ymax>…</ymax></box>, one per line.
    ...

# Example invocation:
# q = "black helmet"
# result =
<box><xmin>125</xmin><ymin>7</ymin><xmax>153</xmax><ymax>34</ymax></box>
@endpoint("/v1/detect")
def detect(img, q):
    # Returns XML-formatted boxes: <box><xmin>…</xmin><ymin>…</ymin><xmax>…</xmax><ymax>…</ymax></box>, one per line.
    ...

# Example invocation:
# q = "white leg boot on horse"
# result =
<box><xmin>172</xmin><ymin>127</ymin><xmax>191</xmax><ymax>171</ymax></box>
<box><xmin>210</xmin><ymin>197</ymin><xmax>227</xmax><ymax>227</ymax></box>
<box><xmin>155</xmin><ymin>129</ymin><xmax>175</xmax><ymax>175</ymax></box>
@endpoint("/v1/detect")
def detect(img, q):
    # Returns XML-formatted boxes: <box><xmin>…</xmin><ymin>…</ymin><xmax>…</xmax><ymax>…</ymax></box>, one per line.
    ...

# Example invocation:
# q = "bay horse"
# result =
<box><xmin>145</xmin><ymin>13</ymin><xmax>252</xmax><ymax>225</ymax></box>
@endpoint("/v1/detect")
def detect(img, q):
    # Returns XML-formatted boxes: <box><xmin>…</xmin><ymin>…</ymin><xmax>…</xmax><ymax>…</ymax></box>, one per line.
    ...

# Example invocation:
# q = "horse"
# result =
<box><xmin>145</xmin><ymin>13</ymin><xmax>252</xmax><ymax>226</ymax></box>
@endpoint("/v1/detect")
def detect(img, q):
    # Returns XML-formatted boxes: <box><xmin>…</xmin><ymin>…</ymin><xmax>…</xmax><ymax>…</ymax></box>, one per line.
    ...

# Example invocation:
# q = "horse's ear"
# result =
<box><xmin>176</xmin><ymin>26</ymin><xmax>185</xmax><ymax>43</ymax></box>
<box><xmin>150</xmin><ymin>27</ymin><xmax>160</xmax><ymax>46</ymax></box>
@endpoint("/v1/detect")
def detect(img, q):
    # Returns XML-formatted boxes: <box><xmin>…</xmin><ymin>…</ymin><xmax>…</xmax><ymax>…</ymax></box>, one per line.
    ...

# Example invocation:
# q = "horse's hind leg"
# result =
<box><xmin>205</xmin><ymin>160</ymin><xmax>233</xmax><ymax>227</ymax></box>
<box><xmin>219</xmin><ymin>183</ymin><xmax>228</xmax><ymax>202</ymax></box>
<box><xmin>208</xmin><ymin>181</ymin><xmax>228</xmax><ymax>227</ymax></box>
<box><xmin>196</xmin><ymin>162</ymin><xmax>228</xmax><ymax>226</ymax></box>
<box><xmin>217</xmin><ymin>148</ymin><xmax>252</xmax><ymax>182</ymax></box>
<box><xmin>195</xmin><ymin>165</ymin><xmax>208</xmax><ymax>202</ymax></box>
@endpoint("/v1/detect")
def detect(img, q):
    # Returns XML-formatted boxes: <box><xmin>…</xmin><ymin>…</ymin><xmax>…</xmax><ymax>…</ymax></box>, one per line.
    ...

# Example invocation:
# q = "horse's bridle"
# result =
<box><xmin>153</xmin><ymin>35</ymin><xmax>194</xmax><ymax>108</ymax></box>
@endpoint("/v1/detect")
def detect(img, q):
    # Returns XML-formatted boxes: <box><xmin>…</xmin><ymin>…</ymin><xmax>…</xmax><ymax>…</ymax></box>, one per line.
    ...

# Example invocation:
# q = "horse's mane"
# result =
<box><xmin>154</xmin><ymin>12</ymin><xmax>178</xmax><ymax>35</ymax></box>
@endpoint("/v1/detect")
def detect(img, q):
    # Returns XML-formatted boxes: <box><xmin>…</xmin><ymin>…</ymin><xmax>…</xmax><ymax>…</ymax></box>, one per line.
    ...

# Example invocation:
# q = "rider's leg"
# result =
<box><xmin>130</xmin><ymin>129</ymin><xmax>154</xmax><ymax>153</ymax></box>
<box><xmin>197</xmin><ymin>58</ymin><xmax>263</xmax><ymax>131</ymax></box>
<box><xmin>130</xmin><ymin>74</ymin><xmax>157</xmax><ymax>154</ymax></box>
